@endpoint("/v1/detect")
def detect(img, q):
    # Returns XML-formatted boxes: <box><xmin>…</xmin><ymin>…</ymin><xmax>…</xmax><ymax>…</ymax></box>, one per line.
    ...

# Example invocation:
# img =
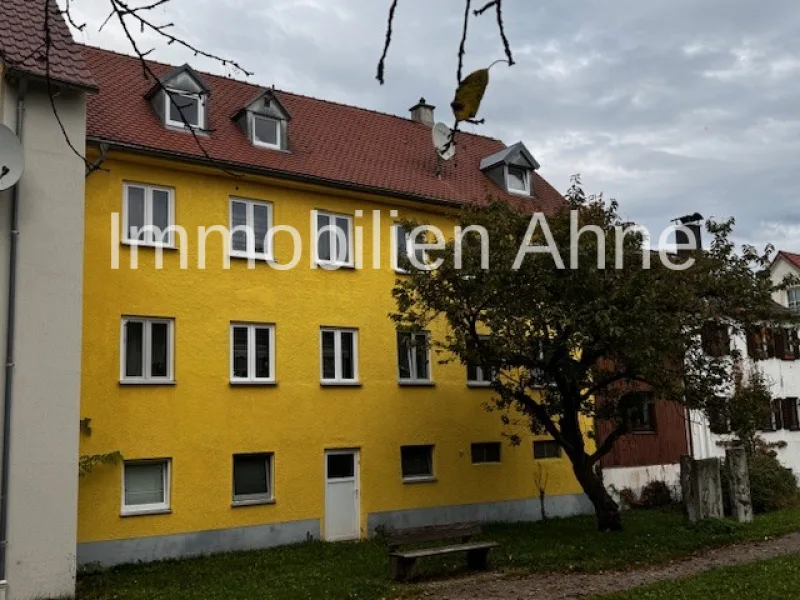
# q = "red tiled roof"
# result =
<box><xmin>0</xmin><ymin>0</ymin><xmax>96</xmax><ymax>91</ymax></box>
<box><xmin>776</xmin><ymin>251</ymin><xmax>800</xmax><ymax>271</ymax></box>
<box><xmin>82</xmin><ymin>46</ymin><xmax>564</xmax><ymax>213</ymax></box>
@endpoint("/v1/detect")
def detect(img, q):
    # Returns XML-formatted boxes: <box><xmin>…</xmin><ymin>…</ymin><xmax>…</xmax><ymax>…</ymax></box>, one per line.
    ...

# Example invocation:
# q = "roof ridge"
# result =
<box><xmin>78</xmin><ymin>43</ymin><xmax>505</xmax><ymax>145</ymax></box>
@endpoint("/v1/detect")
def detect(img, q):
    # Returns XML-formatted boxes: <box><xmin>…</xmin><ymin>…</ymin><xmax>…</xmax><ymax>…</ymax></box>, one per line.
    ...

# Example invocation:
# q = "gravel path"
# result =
<box><xmin>412</xmin><ymin>531</ymin><xmax>800</xmax><ymax>599</ymax></box>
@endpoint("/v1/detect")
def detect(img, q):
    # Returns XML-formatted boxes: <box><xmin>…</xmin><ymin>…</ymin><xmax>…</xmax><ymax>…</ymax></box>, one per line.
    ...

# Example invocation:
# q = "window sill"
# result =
<box><xmin>508</xmin><ymin>188</ymin><xmax>531</xmax><ymax>197</ymax></box>
<box><xmin>320</xmin><ymin>381</ymin><xmax>362</xmax><ymax>387</ymax></box>
<box><xmin>467</xmin><ymin>382</ymin><xmax>493</xmax><ymax>389</ymax></box>
<box><xmin>402</xmin><ymin>476</ymin><xmax>437</xmax><ymax>485</ymax></box>
<box><xmin>228</xmin><ymin>252</ymin><xmax>277</xmax><ymax>264</ymax></box>
<box><xmin>230</xmin><ymin>380</ymin><xmax>278</xmax><ymax>387</ymax></box>
<box><xmin>119</xmin><ymin>380</ymin><xmax>176</xmax><ymax>386</ymax></box>
<box><xmin>315</xmin><ymin>261</ymin><xmax>356</xmax><ymax>271</ymax></box>
<box><xmin>122</xmin><ymin>241</ymin><xmax>179</xmax><ymax>251</ymax></box>
<box><xmin>399</xmin><ymin>380</ymin><xmax>435</xmax><ymax>387</ymax></box>
<box><xmin>121</xmin><ymin>507</ymin><xmax>172</xmax><ymax>518</ymax></box>
<box><xmin>232</xmin><ymin>498</ymin><xmax>276</xmax><ymax>508</ymax></box>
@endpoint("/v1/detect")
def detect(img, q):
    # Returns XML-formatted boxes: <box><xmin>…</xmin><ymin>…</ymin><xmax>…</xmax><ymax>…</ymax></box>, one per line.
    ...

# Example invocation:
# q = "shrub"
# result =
<box><xmin>618</xmin><ymin>487</ymin><xmax>639</xmax><ymax>509</ymax></box>
<box><xmin>748</xmin><ymin>452</ymin><xmax>800</xmax><ymax>514</ymax></box>
<box><xmin>639</xmin><ymin>480</ymin><xmax>673</xmax><ymax>509</ymax></box>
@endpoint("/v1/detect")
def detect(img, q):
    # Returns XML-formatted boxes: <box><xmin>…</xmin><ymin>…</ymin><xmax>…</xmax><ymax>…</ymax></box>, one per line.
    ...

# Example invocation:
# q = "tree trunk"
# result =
<box><xmin>571</xmin><ymin>458</ymin><xmax>622</xmax><ymax>531</ymax></box>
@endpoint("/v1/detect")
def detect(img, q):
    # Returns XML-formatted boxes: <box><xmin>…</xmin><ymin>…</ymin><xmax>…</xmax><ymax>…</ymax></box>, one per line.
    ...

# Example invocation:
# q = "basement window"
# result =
<box><xmin>233</xmin><ymin>453</ymin><xmax>274</xmax><ymax>505</ymax></box>
<box><xmin>471</xmin><ymin>442</ymin><xmax>501</xmax><ymax>464</ymax></box>
<box><xmin>534</xmin><ymin>440</ymin><xmax>562</xmax><ymax>460</ymax></box>
<box><xmin>401</xmin><ymin>445</ymin><xmax>435</xmax><ymax>482</ymax></box>
<box><xmin>122</xmin><ymin>459</ymin><xmax>170</xmax><ymax>516</ymax></box>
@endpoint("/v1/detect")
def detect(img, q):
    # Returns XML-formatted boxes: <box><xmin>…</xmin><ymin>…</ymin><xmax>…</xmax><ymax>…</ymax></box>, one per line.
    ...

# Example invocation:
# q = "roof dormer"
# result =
<box><xmin>232</xmin><ymin>89</ymin><xmax>292</xmax><ymax>152</ymax></box>
<box><xmin>480</xmin><ymin>141</ymin><xmax>540</xmax><ymax>197</ymax></box>
<box><xmin>146</xmin><ymin>64</ymin><xmax>210</xmax><ymax>131</ymax></box>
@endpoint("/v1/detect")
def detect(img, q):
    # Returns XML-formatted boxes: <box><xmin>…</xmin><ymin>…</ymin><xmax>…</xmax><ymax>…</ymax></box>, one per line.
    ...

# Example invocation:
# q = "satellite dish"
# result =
<box><xmin>0</xmin><ymin>124</ymin><xmax>24</xmax><ymax>191</ymax></box>
<box><xmin>432</xmin><ymin>122</ymin><xmax>455</xmax><ymax>160</ymax></box>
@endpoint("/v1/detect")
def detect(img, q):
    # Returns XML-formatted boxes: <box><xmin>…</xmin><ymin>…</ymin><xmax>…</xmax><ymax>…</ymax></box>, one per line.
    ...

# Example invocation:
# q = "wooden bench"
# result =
<box><xmin>384</xmin><ymin>522</ymin><xmax>499</xmax><ymax>582</ymax></box>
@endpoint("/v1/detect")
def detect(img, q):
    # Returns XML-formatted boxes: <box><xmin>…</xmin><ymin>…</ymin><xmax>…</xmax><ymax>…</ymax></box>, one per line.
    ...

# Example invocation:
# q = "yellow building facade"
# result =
<box><xmin>76</xmin><ymin>47</ymin><xmax>591</xmax><ymax>566</ymax></box>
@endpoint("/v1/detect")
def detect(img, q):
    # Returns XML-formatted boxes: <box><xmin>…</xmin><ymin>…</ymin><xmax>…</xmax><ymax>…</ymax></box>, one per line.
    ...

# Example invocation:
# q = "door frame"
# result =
<box><xmin>323</xmin><ymin>448</ymin><xmax>361</xmax><ymax>541</ymax></box>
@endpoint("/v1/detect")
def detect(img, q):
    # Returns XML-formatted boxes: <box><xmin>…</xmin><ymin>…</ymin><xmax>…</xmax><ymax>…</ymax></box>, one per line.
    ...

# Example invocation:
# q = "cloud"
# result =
<box><xmin>68</xmin><ymin>0</ymin><xmax>800</xmax><ymax>250</ymax></box>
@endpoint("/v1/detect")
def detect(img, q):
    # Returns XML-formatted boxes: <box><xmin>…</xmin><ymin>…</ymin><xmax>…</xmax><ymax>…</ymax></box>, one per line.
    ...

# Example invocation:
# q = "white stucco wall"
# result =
<box><xmin>690</xmin><ymin>261</ymin><xmax>800</xmax><ymax>481</ymax></box>
<box><xmin>603</xmin><ymin>463</ymin><xmax>682</xmax><ymax>503</ymax></box>
<box><xmin>0</xmin><ymin>75</ymin><xmax>86</xmax><ymax>600</ymax></box>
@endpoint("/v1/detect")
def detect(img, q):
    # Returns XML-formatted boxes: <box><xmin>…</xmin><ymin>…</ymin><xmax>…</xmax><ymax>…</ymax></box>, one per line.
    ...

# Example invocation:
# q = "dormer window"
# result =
<box><xmin>233</xmin><ymin>88</ymin><xmax>291</xmax><ymax>152</ymax></box>
<box><xmin>507</xmin><ymin>166</ymin><xmax>530</xmax><ymax>195</ymax></box>
<box><xmin>252</xmin><ymin>115</ymin><xmax>281</xmax><ymax>149</ymax></box>
<box><xmin>165</xmin><ymin>90</ymin><xmax>204</xmax><ymax>130</ymax></box>
<box><xmin>480</xmin><ymin>141</ymin><xmax>540</xmax><ymax>198</ymax></box>
<box><xmin>146</xmin><ymin>64</ymin><xmax>210</xmax><ymax>132</ymax></box>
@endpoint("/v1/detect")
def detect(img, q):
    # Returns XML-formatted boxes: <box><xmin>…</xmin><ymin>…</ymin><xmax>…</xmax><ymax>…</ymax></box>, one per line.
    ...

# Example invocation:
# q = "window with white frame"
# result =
<box><xmin>467</xmin><ymin>362</ymin><xmax>494</xmax><ymax>386</ymax></box>
<box><xmin>401</xmin><ymin>445</ymin><xmax>434</xmax><ymax>481</ymax></box>
<box><xmin>397</xmin><ymin>330</ymin><xmax>431</xmax><ymax>383</ymax></box>
<box><xmin>231</xmin><ymin>323</ymin><xmax>275</xmax><ymax>383</ymax></box>
<box><xmin>392</xmin><ymin>224</ymin><xmax>427</xmax><ymax>272</ymax></box>
<box><xmin>789</xmin><ymin>288</ymin><xmax>800</xmax><ymax>313</ymax></box>
<box><xmin>320</xmin><ymin>328</ymin><xmax>358</xmax><ymax>383</ymax></box>
<box><xmin>122</xmin><ymin>459</ymin><xmax>170</xmax><ymax>515</ymax></box>
<box><xmin>315</xmin><ymin>212</ymin><xmax>353</xmax><ymax>267</ymax></box>
<box><xmin>230</xmin><ymin>198</ymin><xmax>273</xmax><ymax>259</ymax></box>
<box><xmin>251</xmin><ymin>115</ymin><xmax>281</xmax><ymax>149</ymax></box>
<box><xmin>121</xmin><ymin>317</ymin><xmax>174</xmax><ymax>383</ymax></box>
<box><xmin>233</xmin><ymin>453</ymin><xmax>273</xmax><ymax>504</ymax></box>
<box><xmin>506</xmin><ymin>165</ymin><xmax>531</xmax><ymax>195</ymax></box>
<box><xmin>165</xmin><ymin>90</ymin><xmax>204</xmax><ymax>129</ymax></box>
<box><xmin>123</xmin><ymin>183</ymin><xmax>174</xmax><ymax>246</ymax></box>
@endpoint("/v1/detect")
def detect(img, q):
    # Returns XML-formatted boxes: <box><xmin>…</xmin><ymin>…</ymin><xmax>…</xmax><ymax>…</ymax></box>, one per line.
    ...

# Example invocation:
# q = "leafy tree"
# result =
<box><xmin>392</xmin><ymin>177</ymin><xmax>789</xmax><ymax>531</ymax></box>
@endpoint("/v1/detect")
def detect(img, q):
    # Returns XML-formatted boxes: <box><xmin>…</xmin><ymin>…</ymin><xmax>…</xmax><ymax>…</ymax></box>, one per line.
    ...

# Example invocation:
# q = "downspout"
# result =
<box><xmin>0</xmin><ymin>76</ymin><xmax>27</xmax><ymax>582</ymax></box>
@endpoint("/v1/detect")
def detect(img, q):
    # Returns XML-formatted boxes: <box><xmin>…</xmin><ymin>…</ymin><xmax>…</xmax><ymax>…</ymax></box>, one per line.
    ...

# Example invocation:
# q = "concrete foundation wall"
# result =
<box><xmin>0</xmin><ymin>78</ymin><xmax>86</xmax><ymax>600</ymax></box>
<box><xmin>601</xmin><ymin>463</ymin><xmax>682</xmax><ymax>502</ymax></box>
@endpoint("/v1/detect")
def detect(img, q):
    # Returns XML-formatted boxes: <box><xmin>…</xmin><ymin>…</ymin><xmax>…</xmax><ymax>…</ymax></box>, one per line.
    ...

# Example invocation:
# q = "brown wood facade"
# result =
<box><xmin>598</xmin><ymin>400</ymin><xmax>689</xmax><ymax>468</ymax></box>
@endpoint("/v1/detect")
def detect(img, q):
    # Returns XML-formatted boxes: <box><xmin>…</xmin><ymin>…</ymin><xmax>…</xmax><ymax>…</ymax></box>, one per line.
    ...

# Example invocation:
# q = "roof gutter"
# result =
<box><xmin>86</xmin><ymin>137</ymin><xmax>466</xmax><ymax>210</ymax></box>
<box><xmin>0</xmin><ymin>75</ymin><xmax>27</xmax><ymax>583</ymax></box>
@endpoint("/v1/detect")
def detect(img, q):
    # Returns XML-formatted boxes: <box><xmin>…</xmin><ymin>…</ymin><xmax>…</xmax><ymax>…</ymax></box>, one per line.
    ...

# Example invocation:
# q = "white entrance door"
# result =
<box><xmin>324</xmin><ymin>449</ymin><xmax>360</xmax><ymax>541</ymax></box>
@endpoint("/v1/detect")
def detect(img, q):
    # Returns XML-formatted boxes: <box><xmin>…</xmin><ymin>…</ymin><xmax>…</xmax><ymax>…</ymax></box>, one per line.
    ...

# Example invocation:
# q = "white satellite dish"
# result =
<box><xmin>432</xmin><ymin>122</ymin><xmax>455</xmax><ymax>160</ymax></box>
<box><xmin>0</xmin><ymin>124</ymin><xmax>24</xmax><ymax>192</ymax></box>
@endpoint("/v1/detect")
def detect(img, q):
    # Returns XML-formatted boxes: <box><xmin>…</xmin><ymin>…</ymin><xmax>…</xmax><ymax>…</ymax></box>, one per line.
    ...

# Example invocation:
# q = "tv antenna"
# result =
<box><xmin>432</xmin><ymin>122</ymin><xmax>455</xmax><ymax>161</ymax></box>
<box><xmin>0</xmin><ymin>125</ymin><xmax>24</xmax><ymax>191</ymax></box>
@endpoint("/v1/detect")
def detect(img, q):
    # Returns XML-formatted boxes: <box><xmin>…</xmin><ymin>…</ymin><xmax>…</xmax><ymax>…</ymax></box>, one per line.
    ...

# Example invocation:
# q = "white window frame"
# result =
<box><xmin>230</xmin><ymin>323</ymin><xmax>276</xmax><ymax>384</ymax></box>
<box><xmin>232</xmin><ymin>453</ymin><xmax>274</xmax><ymax>505</ymax></box>
<box><xmin>506</xmin><ymin>165</ymin><xmax>531</xmax><ymax>196</ymax></box>
<box><xmin>320</xmin><ymin>327</ymin><xmax>359</xmax><ymax>384</ymax></box>
<box><xmin>397</xmin><ymin>330</ymin><xmax>432</xmax><ymax>384</ymax></box>
<box><xmin>122</xmin><ymin>183</ymin><xmax>175</xmax><ymax>247</ymax></box>
<box><xmin>120</xmin><ymin>317</ymin><xmax>175</xmax><ymax>383</ymax></box>
<box><xmin>401</xmin><ymin>444</ymin><xmax>435</xmax><ymax>482</ymax></box>
<box><xmin>392</xmin><ymin>224</ymin><xmax>428</xmax><ymax>273</ymax></box>
<box><xmin>314</xmin><ymin>211</ymin><xmax>354</xmax><ymax>268</ymax></box>
<box><xmin>251</xmin><ymin>115</ymin><xmax>282</xmax><ymax>150</ymax></box>
<box><xmin>467</xmin><ymin>363</ymin><xmax>494</xmax><ymax>387</ymax></box>
<box><xmin>228</xmin><ymin>198</ymin><xmax>274</xmax><ymax>260</ymax></box>
<box><xmin>121</xmin><ymin>459</ymin><xmax>171</xmax><ymax>516</ymax></box>
<box><xmin>789</xmin><ymin>288</ymin><xmax>800</xmax><ymax>313</ymax></box>
<box><xmin>165</xmin><ymin>89</ymin><xmax>204</xmax><ymax>129</ymax></box>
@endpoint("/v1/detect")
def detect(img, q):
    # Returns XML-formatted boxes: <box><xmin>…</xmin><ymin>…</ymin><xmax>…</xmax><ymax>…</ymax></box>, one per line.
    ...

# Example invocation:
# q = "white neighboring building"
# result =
<box><xmin>691</xmin><ymin>251</ymin><xmax>800</xmax><ymax>479</ymax></box>
<box><xmin>0</xmin><ymin>2</ymin><xmax>94</xmax><ymax>598</ymax></box>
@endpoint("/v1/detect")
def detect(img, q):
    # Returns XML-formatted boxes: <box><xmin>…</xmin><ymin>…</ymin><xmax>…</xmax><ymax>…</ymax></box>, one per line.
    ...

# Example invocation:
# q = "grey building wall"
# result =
<box><xmin>0</xmin><ymin>76</ymin><xmax>86</xmax><ymax>600</ymax></box>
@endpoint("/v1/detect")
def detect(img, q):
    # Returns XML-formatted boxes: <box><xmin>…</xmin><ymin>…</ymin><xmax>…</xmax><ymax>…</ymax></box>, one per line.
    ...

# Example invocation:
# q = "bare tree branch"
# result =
<box><xmin>376</xmin><ymin>0</ymin><xmax>399</xmax><ymax>84</ymax></box>
<box><xmin>457</xmin><ymin>0</ymin><xmax>472</xmax><ymax>84</ymax></box>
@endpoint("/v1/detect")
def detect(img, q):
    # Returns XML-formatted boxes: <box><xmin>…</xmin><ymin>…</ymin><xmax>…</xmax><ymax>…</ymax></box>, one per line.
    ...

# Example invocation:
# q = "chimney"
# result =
<box><xmin>409</xmin><ymin>97</ymin><xmax>435</xmax><ymax>127</ymax></box>
<box><xmin>674</xmin><ymin>213</ymin><xmax>703</xmax><ymax>256</ymax></box>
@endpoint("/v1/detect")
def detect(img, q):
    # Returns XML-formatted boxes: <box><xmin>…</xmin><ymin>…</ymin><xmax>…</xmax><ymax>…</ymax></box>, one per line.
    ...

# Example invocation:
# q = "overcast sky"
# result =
<box><xmin>69</xmin><ymin>0</ymin><xmax>800</xmax><ymax>250</ymax></box>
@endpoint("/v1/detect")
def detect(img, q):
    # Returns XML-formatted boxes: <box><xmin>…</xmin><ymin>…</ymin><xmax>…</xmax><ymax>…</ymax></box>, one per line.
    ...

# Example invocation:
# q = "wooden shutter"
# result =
<box><xmin>773</xmin><ymin>399</ymin><xmax>784</xmax><ymax>431</ymax></box>
<box><xmin>782</xmin><ymin>398</ymin><xmax>800</xmax><ymax>431</ymax></box>
<box><xmin>766</xmin><ymin>328</ymin><xmax>776</xmax><ymax>359</ymax></box>
<box><xmin>774</xmin><ymin>328</ymin><xmax>786</xmax><ymax>360</ymax></box>
<box><xmin>746</xmin><ymin>327</ymin><xmax>758</xmax><ymax>358</ymax></box>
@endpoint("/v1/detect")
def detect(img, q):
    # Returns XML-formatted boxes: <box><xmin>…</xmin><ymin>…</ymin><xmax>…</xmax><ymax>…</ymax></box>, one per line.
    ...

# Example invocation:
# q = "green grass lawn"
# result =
<box><xmin>598</xmin><ymin>553</ymin><xmax>800</xmax><ymax>599</ymax></box>
<box><xmin>74</xmin><ymin>508</ymin><xmax>800</xmax><ymax>600</ymax></box>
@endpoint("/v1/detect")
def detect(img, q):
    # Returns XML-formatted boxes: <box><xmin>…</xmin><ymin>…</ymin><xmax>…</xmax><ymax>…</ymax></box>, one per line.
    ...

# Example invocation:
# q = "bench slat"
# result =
<box><xmin>384</xmin><ymin>522</ymin><xmax>481</xmax><ymax>546</ymax></box>
<box><xmin>389</xmin><ymin>541</ymin><xmax>498</xmax><ymax>559</ymax></box>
